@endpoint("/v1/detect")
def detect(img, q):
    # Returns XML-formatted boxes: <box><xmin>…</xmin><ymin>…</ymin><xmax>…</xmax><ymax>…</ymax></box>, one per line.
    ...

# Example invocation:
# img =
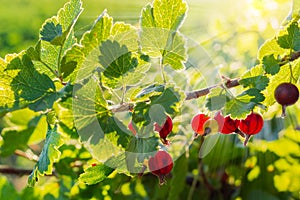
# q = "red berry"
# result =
<box><xmin>239</xmin><ymin>112</ymin><xmax>264</xmax><ymax>146</ymax></box>
<box><xmin>91</xmin><ymin>163</ymin><xmax>97</xmax><ymax>167</ymax></box>
<box><xmin>274</xmin><ymin>82</ymin><xmax>299</xmax><ymax>117</ymax></box>
<box><xmin>128</xmin><ymin>121</ymin><xmax>137</xmax><ymax>135</ymax></box>
<box><xmin>214</xmin><ymin>112</ymin><xmax>240</xmax><ymax>134</ymax></box>
<box><xmin>191</xmin><ymin>113</ymin><xmax>210</xmax><ymax>135</ymax></box>
<box><xmin>148</xmin><ymin>150</ymin><xmax>173</xmax><ymax>185</ymax></box>
<box><xmin>154</xmin><ymin>115</ymin><xmax>173</xmax><ymax>145</ymax></box>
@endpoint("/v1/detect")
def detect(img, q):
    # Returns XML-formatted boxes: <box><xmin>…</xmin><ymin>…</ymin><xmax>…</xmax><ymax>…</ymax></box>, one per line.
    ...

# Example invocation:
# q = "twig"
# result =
<box><xmin>185</xmin><ymin>78</ymin><xmax>240</xmax><ymax>100</ymax></box>
<box><xmin>14</xmin><ymin>150</ymin><xmax>39</xmax><ymax>162</ymax></box>
<box><xmin>0</xmin><ymin>165</ymin><xmax>33</xmax><ymax>176</ymax></box>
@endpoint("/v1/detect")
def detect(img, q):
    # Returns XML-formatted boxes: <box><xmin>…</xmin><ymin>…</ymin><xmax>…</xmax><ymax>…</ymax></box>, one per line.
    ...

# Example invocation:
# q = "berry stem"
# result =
<box><xmin>243</xmin><ymin>134</ymin><xmax>252</xmax><ymax>146</ymax></box>
<box><xmin>159</xmin><ymin>57</ymin><xmax>167</xmax><ymax>84</ymax></box>
<box><xmin>281</xmin><ymin>105</ymin><xmax>287</xmax><ymax>118</ymax></box>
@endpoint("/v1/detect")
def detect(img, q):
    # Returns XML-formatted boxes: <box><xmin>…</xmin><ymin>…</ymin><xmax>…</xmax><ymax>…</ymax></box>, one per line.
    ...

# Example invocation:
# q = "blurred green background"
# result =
<box><xmin>0</xmin><ymin>0</ymin><xmax>292</xmax><ymax>61</ymax></box>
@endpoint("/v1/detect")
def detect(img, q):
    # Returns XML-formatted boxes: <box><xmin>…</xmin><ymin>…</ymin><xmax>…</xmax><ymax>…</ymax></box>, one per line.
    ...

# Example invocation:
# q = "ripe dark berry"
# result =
<box><xmin>191</xmin><ymin>113</ymin><xmax>211</xmax><ymax>135</ymax></box>
<box><xmin>274</xmin><ymin>82</ymin><xmax>299</xmax><ymax>117</ymax></box>
<box><xmin>154</xmin><ymin>115</ymin><xmax>173</xmax><ymax>145</ymax></box>
<box><xmin>214</xmin><ymin>112</ymin><xmax>240</xmax><ymax>134</ymax></box>
<box><xmin>239</xmin><ymin>112</ymin><xmax>264</xmax><ymax>146</ymax></box>
<box><xmin>148</xmin><ymin>150</ymin><xmax>173</xmax><ymax>185</ymax></box>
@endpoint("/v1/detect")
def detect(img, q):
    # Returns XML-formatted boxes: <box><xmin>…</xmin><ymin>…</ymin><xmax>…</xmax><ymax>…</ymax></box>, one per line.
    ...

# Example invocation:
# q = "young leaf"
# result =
<box><xmin>277</xmin><ymin>22</ymin><xmax>300</xmax><ymax>51</ymax></box>
<box><xmin>262</xmin><ymin>54</ymin><xmax>280</xmax><ymax>75</ymax></box>
<box><xmin>140</xmin><ymin>0</ymin><xmax>188</xmax><ymax>70</ymax></box>
<box><xmin>37</xmin><ymin>0</ymin><xmax>83</xmax><ymax>76</ymax></box>
<box><xmin>142</xmin><ymin>0</ymin><xmax>187</xmax><ymax>31</ymax></box>
<box><xmin>79</xmin><ymin>164</ymin><xmax>114</xmax><ymax>185</ymax></box>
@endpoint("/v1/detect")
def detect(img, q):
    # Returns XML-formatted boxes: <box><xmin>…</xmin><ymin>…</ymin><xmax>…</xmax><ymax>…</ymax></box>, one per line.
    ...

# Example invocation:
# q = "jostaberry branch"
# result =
<box><xmin>185</xmin><ymin>78</ymin><xmax>240</xmax><ymax>100</ymax></box>
<box><xmin>110</xmin><ymin>78</ymin><xmax>240</xmax><ymax>113</ymax></box>
<box><xmin>110</xmin><ymin>51</ymin><xmax>300</xmax><ymax>113</ymax></box>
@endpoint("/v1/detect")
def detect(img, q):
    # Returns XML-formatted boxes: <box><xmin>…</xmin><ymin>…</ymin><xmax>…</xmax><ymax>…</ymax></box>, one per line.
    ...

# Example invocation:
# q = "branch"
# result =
<box><xmin>185</xmin><ymin>78</ymin><xmax>240</xmax><ymax>100</ymax></box>
<box><xmin>0</xmin><ymin>165</ymin><xmax>32</xmax><ymax>176</ymax></box>
<box><xmin>110</xmin><ymin>78</ymin><xmax>240</xmax><ymax>112</ymax></box>
<box><xmin>110</xmin><ymin>50</ymin><xmax>300</xmax><ymax>113</ymax></box>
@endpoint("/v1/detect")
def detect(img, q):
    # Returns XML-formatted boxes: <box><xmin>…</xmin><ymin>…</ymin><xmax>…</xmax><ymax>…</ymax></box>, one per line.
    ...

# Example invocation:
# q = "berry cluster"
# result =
<box><xmin>191</xmin><ymin>112</ymin><xmax>264</xmax><ymax>146</ymax></box>
<box><xmin>128</xmin><ymin>115</ymin><xmax>174</xmax><ymax>184</ymax></box>
<box><xmin>126</xmin><ymin>82</ymin><xmax>299</xmax><ymax>184</ymax></box>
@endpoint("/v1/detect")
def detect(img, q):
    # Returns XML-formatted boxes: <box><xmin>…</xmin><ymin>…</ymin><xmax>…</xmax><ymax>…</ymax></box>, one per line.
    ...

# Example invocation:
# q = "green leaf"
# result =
<box><xmin>225</xmin><ymin>95</ymin><xmax>256</xmax><ymax>119</ymax></box>
<box><xmin>258</xmin><ymin>38</ymin><xmax>287</xmax><ymax>61</ymax></box>
<box><xmin>162</xmin><ymin>33</ymin><xmax>187</xmax><ymax>70</ymax></box>
<box><xmin>277</xmin><ymin>22</ymin><xmax>300</xmax><ymax>51</ymax></box>
<box><xmin>0</xmin><ymin>54</ymin><xmax>56</xmax><ymax>113</ymax></box>
<box><xmin>28</xmin><ymin>125</ymin><xmax>63</xmax><ymax>187</ymax></box>
<box><xmin>206</xmin><ymin>87</ymin><xmax>229</xmax><ymax>111</ymax></box>
<box><xmin>125</xmin><ymin>137</ymin><xmax>158</xmax><ymax>173</ymax></box>
<box><xmin>262</xmin><ymin>54</ymin><xmax>280</xmax><ymax>75</ymax></box>
<box><xmin>79</xmin><ymin>164</ymin><xmax>114</xmax><ymax>185</ymax></box>
<box><xmin>40</xmin><ymin>22</ymin><xmax>62</xmax><ymax>43</ymax></box>
<box><xmin>99</xmin><ymin>40</ymin><xmax>138</xmax><ymax>78</ymax></box>
<box><xmin>73</xmin><ymin>78</ymin><xmax>131</xmax><ymax>167</ymax></box>
<box><xmin>0</xmin><ymin>115</ymin><xmax>42</xmax><ymax>156</ymax></box>
<box><xmin>61</xmin><ymin>12</ymin><xmax>113</xmax><ymax>81</ymax></box>
<box><xmin>142</xmin><ymin>0</ymin><xmax>187</xmax><ymax>31</ymax></box>
<box><xmin>135</xmin><ymin>84</ymin><xmax>164</xmax><ymax>100</ymax></box>
<box><xmin>26</xmin><ymin>41</ymin><xmax>41</xmax><ymax>61</ymax></box>
<box><xmin>239</xmin><ymin>75</ymin><xmax>269</xmax><ymax>91</ymax></box>
<box><xmin>37</xmin><ymin>0</ymin><xmax>83</xmax><ymax>76</ymax></box>
<box><xmin>140</xmin><ymin>0</ymin><xmax>188</xmax><ymax>70</ymax></box>
<box><xmin>111</xmin><ymin>22</ymin><xmax>139</xmax><ymax>52</ymax></box>
<box><xmin>37</xmin><ymin>125</ymin><xmax>63</xmax><ymax>174</ymax></box>
<box><xmin>242</xmin><ymin>88</ymin><xmax>265</xmax><ymax>103</ymax></box>
<box><xmin>132</xmin><ymin>87</ymin><xmax>184</xmax><ymax>126</ymax></box>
